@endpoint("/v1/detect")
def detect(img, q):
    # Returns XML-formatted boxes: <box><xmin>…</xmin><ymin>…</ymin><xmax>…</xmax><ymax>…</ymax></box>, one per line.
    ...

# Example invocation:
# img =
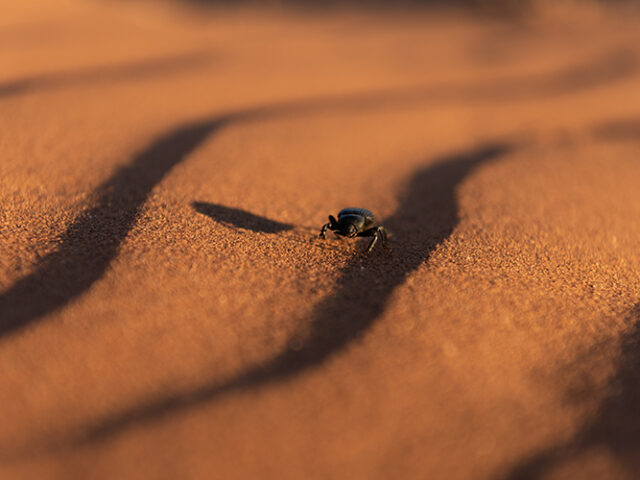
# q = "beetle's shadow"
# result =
<box><xmin>67</xmin><ymin>142</ymin><xmax>513</xmax><ymax>445</ymax></box>
<box><xmin>192</xmin><ymin>201</ymin><xmax>371</xmax><ymax>251</ymax></box>
<box><xmin>192</xmin><ymin>201</ymin><xmax>294</xmax><ymax>234</ymax></box>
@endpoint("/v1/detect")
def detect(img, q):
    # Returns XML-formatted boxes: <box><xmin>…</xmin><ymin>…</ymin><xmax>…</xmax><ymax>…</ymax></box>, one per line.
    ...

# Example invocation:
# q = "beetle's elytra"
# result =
<box><xmin>319</xmin><ymin>207</ymin><xmax>389</xmax><ymax>252</ymax></box>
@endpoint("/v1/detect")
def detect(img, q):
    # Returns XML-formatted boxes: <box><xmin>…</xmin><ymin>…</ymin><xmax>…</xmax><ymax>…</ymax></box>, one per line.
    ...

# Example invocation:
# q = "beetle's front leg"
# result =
<box><xmin>319</xmin><ymin>223</ymin><xmax>330</xmax><ymax>239</ymax></box>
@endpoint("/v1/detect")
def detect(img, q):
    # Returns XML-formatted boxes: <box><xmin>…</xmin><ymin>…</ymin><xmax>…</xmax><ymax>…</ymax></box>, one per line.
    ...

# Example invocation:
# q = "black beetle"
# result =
<box><xmin>319</xmin><ymin>207</ymin><xmax>389</xmax><ymax>252</ymax></box>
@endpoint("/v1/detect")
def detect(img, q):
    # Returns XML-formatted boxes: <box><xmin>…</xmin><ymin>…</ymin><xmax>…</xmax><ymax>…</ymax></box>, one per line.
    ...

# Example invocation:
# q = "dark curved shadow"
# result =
<box><xmin>1</xmin><ymin>43</ymin><xmax>635</xmax><ymax>103</ymax></box>
<box><xmin>172</xmin><ymin>0</ymin><xmax>537</xmax><ymax>17</ymax></box>
<box><xmin>1</xmin><ymin>44</ymin><xmax>636</xmax><ymax>339</ymax></box>
<box><xmin>65</xmin><ymin>142</ymin><xmax>512</xmax><ymax>445</ymax></box>
<box><xmin>593</xmin><ymin>116</ymin><xmax>640</xmax><ymax>142</ymax></box>
<box><xmin>2</xmin><ymin>48</ymin><xmax>628</xmax><ymax>342</ymax></box>
<box><xmin>535</xmin><ymin>48</ymin><xmax>638</xmax><ymax>97</ymax></box>
<box><xmin>0</xmin><ymin>50</ymin><xmax>212</xmax><ymax>98</ymax></box>
<box><xmin>0</xmin><ymin>117</ymin><xmax>231</xmax><ymax>337</ymax></box>
<box><xmin>502</xmin><ymin>304</ymin><xmax>640</xmax><ymax>479</ymax></box>
<box><xmin>193</xmin><ymin>202</ymin><xmax>293</xmax><ymax>233</ymax></box>
<box><xmin>249</xmin><ymin>48</ymin><xmax>639</xmax><ymax>116</ymax></box>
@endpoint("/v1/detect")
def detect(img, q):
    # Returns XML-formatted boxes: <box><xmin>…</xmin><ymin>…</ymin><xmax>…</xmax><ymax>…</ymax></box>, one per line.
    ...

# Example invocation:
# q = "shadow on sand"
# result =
<box><xmin>593</xmin><ymin>116</ymin><xmax>640</xmax><ymax>142</ymax></box>
<box><xmin>1</xmin><ymin>44</ymin><xmax>639</xmax><ymax>457</ymax></box>
<box><xmin>498</xmin><ymin>115</ymin><xmax>640</xmax><ymax>479</ymax></box>
<box><xmin>193</xmin><ymin>202</ymin><xmax>294</xmax><ymax>233</ymax></box>
<box><xmin>0</xmin><ymin>50</ymin><xmax>211</xmax><ymax>98</ymax></box>
<box><xmin>0</xmin><ymin>47</ymin><xmax>636</xmax><ymax>341</ymax></box>
<box><xmin>64</xmin><ymin>142</ymin><xmax>512</xmax><ymax>445</ymax></box>
<box><xmin>0</xmin><ymin>117</ymin><xmax>230</xmax><ymax>338</ymax></box>
<box><xmin>501</xmin><ymin>305</ymin><xmax>640</xmax><ymax>479</ymax></box>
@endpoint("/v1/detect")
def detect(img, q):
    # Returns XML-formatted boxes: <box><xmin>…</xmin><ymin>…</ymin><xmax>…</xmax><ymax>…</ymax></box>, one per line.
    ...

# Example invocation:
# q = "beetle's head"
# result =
<box><xmin>340</xmin><ymin>222</ymin><xmax>357</xmax><ymax>238</ymax></box>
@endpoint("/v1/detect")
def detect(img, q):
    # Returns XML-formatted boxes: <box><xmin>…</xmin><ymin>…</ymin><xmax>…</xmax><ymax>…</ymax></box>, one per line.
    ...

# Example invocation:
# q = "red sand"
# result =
<box><xmin>2</xmin><ymin>1</ymin><xmax>640</xmax><ymax>478</ymax></box>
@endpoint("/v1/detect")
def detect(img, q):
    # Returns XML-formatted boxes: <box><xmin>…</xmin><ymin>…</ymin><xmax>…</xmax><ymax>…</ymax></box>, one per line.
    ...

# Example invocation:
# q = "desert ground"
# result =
<box><xmin>1</xmin><ymin>1</ymin><xmax>640</xmax><ymax>478</ymax></box>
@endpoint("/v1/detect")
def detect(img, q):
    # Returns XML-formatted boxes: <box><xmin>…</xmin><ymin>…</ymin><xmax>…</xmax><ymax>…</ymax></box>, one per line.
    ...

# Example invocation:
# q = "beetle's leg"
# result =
<box><xmin>358</xmin><ymin>226</ymin><xmax>389</xmax><ymax>252</ymax></box>
<box><xmin>358</xmin><ymin>227</ymin><xmax>379</xmax><ymax>252</ymax></box>
<box><xmin>367</xmin><ymin>234</ymin><xmax>378</xmax><ymax>252</ymax></box>
<box><xmin>378</xmin><ymin>226</ymin><xmax>389</xmax><ymax>249</ymax></box>
<box><xmin>320</xmin><ymin>215</ymin><xmax>338</xmax><ymax>239</ymax></box>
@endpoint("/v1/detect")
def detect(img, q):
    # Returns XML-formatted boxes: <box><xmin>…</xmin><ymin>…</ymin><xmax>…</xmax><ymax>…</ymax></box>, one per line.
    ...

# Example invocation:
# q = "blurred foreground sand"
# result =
<box><xmin>1</xmin><ymin>1</ymin><xmax>640</xmax><ymax>478</ymax></box>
